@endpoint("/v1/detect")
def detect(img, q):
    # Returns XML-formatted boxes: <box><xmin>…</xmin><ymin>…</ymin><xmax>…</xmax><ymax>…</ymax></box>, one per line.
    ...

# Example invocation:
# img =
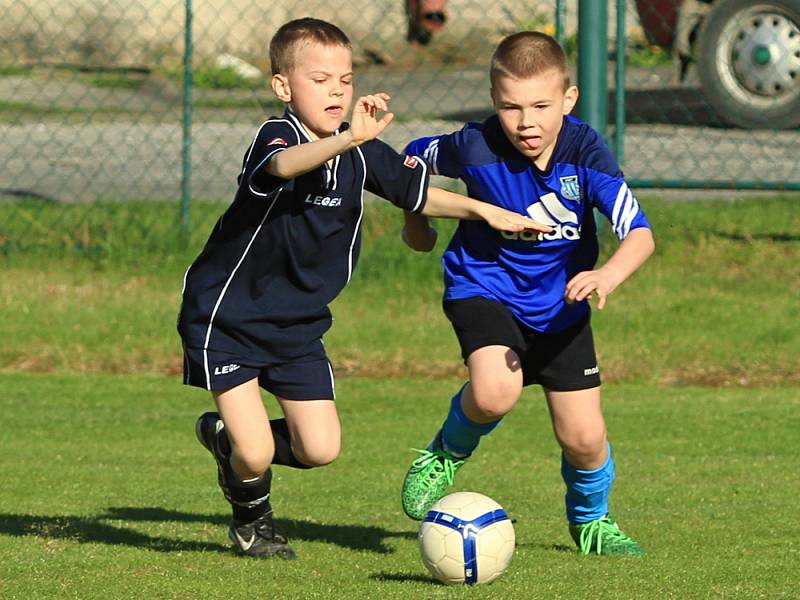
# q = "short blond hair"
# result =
<box><xmin>490</xmin><ymin>31</ymin><xmax>569</xmax><ymax>88</ymax></box>
<box><xmin>269</xmin><ymin>17</ymin><xmax>352</xmax><ymax>75</ymax></box>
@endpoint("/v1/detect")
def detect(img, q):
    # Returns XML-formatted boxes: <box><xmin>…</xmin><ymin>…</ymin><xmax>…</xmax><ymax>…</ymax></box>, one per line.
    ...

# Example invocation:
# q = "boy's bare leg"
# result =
<box><xmin>214</xmin><ymin>378</ymin><xmax>274</xmax><ymax>478</ymax></box>
<box><xmin>461</xmin><ymin>345</ymin><xmax>523</xmax><ymax>423</ymax></box>
<box><xmin>401</xmin><ymin>345</ymin><xmax>520</xmax><ymax>519</ymax></box>
<box><xmin>196</xmin><ymin>378</ymin><xmax>294</xmax><ymax>558</ymax></box>
<box><xmin>545</xmin><ymin>386</ymin><xmax>641</xmax><ymax>555</ymax></box>
<box><xmin>544</xmin><ymin>387</ymin><xmax>607</xmax><ymax>470</ymax></box>
<box><xmin>276</xmin><ymin>398</ymin><xmax>341</xmax><ymax>467</ymax></box>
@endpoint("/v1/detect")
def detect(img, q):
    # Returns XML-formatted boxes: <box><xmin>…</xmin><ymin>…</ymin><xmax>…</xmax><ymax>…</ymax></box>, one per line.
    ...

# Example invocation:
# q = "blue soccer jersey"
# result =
<box><xmin>405</xmin><ymin>114</ymin><xmax>651</xmax><ymax>333</ymax></box>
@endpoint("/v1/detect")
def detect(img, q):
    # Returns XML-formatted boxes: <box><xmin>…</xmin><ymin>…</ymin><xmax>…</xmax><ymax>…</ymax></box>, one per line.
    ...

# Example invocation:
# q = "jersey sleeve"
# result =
<box><xmin>582</xmin><ymin>136</ymin><xmax>651</xmax><ymax>240</ymax></box>
<box><xmin>360</xmin><ymin>139</ymin><xmax>431</xmax><ymax>213</ymax></box>
<box><xmin>241</xmin><ymin>119</ymin><xmax>301</xmax><ymax>197</ymax></box>
<box><xmin>403</xmin><ymin>132</ymin><xmax>465</xmax><ymax>179</ymax></box>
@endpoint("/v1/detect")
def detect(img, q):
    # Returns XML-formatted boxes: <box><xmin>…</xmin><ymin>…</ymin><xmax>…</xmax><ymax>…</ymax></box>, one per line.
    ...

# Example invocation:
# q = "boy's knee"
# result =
<box><xmin>231</xmin><ymin>453</ymin><xmax>271</xmax><ymax>479</ymax></box>
<box><xmin>294</xmin><ymin>441</ymin><xmax>340</xmax><ymax>467</ymax></box>
<box><xmin>469</xmin><ymin>379</ymin><xmax>521</xmax><ymax>419</ymax></box>
<box><xmin>231</xmin><ymin>440</ymin><xmax>273</xmax><ymax>478</ymax></box>
<box><xmin>292</xmin><ymin>432</ymin><xmax>341</xmax><ymax>467</ymax></box>
<box><xmin>560</xmin><ymin>430</ymin><xmax>607</xmax><ymax>465</ymax></box>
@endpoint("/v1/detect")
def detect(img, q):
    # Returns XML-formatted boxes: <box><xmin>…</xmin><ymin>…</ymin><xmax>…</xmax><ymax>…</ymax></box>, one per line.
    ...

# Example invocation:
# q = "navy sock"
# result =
<box><xmin>561</xmin><ymin>443</ymin><xmax>615</xmax><ymax>523</ymax></box>
<box><xmin>228</xmin><ymin>468</ymin><xmax>273</xmax><ymax>523</ymax></box>
<box><xmin>439</xmin><ymin>384</ymin><xmax>502</xmax><ymax>456</ymax></box>
<box><xmin>269</xmin><ymin>419</ymin><xmax>312</xmax><ymax>469</ymax></box>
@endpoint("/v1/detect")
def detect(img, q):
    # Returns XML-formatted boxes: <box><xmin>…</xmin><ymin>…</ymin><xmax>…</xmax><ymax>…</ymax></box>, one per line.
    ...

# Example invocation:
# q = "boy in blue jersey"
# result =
<box><xmin>177</xmin><ymin>18</ymin><xmax>547</xmax><ymax>560</ymax></box>
<box><xmin>400</xmin><ymin>31</ymin><xmax>655</xmax><ymax>556</ymax></box>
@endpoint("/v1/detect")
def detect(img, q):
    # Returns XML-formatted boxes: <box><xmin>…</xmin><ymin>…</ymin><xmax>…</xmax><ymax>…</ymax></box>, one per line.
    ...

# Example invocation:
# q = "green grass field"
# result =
<box><xmin>1</xmin><ymin>195</ymin><xmax>798</xmax><ymax>598</ymax></box>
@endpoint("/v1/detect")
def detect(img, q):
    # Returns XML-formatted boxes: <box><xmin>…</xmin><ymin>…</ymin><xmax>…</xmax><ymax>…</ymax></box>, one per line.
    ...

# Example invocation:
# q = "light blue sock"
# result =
<box><xmin>561</xmin><ymin>443</ymin><xmax>615</xmax><ymax>523</ymax></box>
<box><xmin>438</xmin><ymin>384</ymin><xmax>502</xmax><ymax>457</ymax></box>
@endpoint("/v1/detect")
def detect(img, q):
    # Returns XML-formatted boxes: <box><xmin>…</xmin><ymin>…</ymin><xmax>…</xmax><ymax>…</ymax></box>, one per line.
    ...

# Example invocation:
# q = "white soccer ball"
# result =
<box><xmin>418</xmin><ymin>491</ymin><xmax>515</xmax><ymax>585</ymax></box>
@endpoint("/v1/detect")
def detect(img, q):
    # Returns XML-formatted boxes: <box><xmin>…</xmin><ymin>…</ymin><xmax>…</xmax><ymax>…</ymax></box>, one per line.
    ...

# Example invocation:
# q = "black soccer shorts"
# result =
<box><xmin>443</xmin><ymin>296</ymin><xmax>601</xmax><ymax>391</ymax></box>
<box><xmin>182</xmin><ymin>341</ymin><xmax>335</xmax><ymax>399</ymax></box>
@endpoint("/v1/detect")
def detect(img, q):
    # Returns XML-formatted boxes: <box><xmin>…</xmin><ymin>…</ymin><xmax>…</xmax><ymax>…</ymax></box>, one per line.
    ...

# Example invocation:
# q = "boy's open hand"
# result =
<box><xmin>349</xmin><ymin>93</ymin><xmax>395</xmax><ymax>144</ymax></box>
<box><xmin>483</xmin><ymin>205</ymin><xmax>553</xmax><ymax>234</ymax></box>
<box><xmin>565</xmin><ymin>267</ymin><xmax>617</xmax><ymax>310</ymax></box>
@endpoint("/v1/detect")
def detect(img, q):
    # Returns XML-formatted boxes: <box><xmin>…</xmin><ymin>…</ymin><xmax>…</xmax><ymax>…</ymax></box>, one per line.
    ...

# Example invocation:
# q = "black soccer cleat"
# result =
<box><xmin>229</xmin><ymin>512</ymin><xmax>297</xmax><ymax>559</ymax></box>
<box><xmin>195</xmin><ymin>411</ymin><xmax>233</xmax><ymax>500</ymax></box>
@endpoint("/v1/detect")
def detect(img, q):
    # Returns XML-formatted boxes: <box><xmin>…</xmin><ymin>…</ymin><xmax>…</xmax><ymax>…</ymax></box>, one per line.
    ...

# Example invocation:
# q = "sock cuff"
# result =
<box><xmin>561</xmin><ymin>443</ymin><xmax>615</xmax><ymax>486</ymax></box>
<box><xmin>449</xmin><ymin>385</ymin><xmax>502</xmax><ymax>434</ymax></box>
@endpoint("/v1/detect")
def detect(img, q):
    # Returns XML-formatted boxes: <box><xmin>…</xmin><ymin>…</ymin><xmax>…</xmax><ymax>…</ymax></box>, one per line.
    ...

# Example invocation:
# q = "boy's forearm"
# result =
<box><xmin>600</xmin><ymin>227</ymin><xmax>655</xmax><ymax>288</ymax></box>
<box><xmin>402</xmin><ymin>211</ymin><xmax>437</xmax><ymax>252</ymax></box>
<box><xmin>266</xmin><ymin>130</ymin><xmax>358</xmax><ymax>179</ymax></box>
<box><xmin>421</xmin><ymin>187</ymin><xmax>493</xmax><ymax>219</ymax></box>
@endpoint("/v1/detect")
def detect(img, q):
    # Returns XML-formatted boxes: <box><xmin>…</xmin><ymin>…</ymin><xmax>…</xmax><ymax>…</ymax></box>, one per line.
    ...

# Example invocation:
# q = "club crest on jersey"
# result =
<box><xmin>403</xmin><ymin>155</ymin><xmax>418</xmax><ymax>169</ymax></box>
<box><xmin>559</xmin><ymin>175</ymin><xmax>581</xmax><ymax>201</ymax></box>
<box><xmin>268</xmin><ymin>137</ymin><xmax>288</xmax><ymax>146</ymax></box>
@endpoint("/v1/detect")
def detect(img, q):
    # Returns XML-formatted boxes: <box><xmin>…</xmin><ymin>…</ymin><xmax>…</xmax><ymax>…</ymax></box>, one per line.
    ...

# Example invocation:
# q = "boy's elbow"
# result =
<box><xmin>402</xmin><ymin>226</ymin><xmax>437</xmax><ymax>252</ymax></box>
<box><xmin>641</xmin><ymin>227</ymin><xmax>655</xmax><ymax>257</ymax></box>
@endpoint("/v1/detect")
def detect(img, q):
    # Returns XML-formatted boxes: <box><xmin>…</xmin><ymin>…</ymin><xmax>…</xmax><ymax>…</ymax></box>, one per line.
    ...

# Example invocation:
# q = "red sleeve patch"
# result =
<box><xmin>403</xmin><ymin>155</ymin><xmax>418</xmax><ymax>168</ymax></box>
<box><xmin>268</xmin><ymin>137</ymin><xmax>288</xmax><ymax>146</ymax></box>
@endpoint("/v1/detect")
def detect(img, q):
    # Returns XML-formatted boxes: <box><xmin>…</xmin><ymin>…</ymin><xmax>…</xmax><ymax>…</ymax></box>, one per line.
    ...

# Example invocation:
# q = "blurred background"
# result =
<box><xmin>1</xmin><ymin>0</ymin><xmax>798</xmax><ymax>242</ymax></box>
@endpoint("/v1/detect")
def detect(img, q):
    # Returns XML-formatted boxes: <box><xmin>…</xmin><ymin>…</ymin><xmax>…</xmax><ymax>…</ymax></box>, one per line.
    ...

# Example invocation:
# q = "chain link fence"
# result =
<box><xmin>1</xmin><ymin>0</ymin><xmax>798</xmax><ymax>255</ymax></box>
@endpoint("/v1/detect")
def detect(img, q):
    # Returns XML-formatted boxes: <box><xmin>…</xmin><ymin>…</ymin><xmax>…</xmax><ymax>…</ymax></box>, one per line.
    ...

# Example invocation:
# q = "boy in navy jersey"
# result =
<box><xmin>177</xmin><ymin>18</ymin><xmax>547</xmax><ymax>559</ymax></box>
<box><xmin>400</xmin><ymin>31</ymin><xmax>655</xmax><ymax>555</ymax></box>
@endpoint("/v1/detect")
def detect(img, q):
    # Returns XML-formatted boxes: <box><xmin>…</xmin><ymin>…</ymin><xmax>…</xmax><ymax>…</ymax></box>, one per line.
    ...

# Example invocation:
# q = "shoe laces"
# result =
<box><xmin>410</xmin><ymin>448</ymin><xmax>464</xmax><ymax>489</ymax></box>
<box><xmin>577</xmin><ymin>516</ymin><xmax>634</xmax><ymax>555</ymax></box>
<box><xmin>251</xmin><ymin>513</ymin><xmax>288</xmax><ymax>544</ymax></box>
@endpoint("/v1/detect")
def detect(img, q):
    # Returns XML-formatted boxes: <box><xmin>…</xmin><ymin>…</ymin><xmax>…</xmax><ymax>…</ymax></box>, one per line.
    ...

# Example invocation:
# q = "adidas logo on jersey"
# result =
<box><xmin>501</xmin><ymin>192</ymin><xmax>581</xmax><ymax>242</ymax></box>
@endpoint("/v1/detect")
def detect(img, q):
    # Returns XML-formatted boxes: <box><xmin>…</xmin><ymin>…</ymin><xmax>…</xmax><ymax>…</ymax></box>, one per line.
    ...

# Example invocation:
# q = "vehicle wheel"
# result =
<box><xmin>696</xmin><ymin>0</ymin><xmax>800</xmax><ymax>129</ymax></box>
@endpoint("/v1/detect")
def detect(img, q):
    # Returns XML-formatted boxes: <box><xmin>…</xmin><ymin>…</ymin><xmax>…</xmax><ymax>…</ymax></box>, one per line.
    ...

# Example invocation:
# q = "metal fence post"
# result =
<box><xmin>555</xmin><ymin>0</ymin><xmax>567</xmax><ymax>48</ymax></box>
<box><xmin>577</xmin><ymin>0</ymin><xmax>608</xmax><ymax>138</ymax></box>
<box><xmin>614</xmin><ymin>0</ymin><xmax>626</xmax><ymax>165</ymax></box>
<box><xmin>180</xmin><ymin>0</ymin><xmax>193</xmax><ymax>239</ymax></box>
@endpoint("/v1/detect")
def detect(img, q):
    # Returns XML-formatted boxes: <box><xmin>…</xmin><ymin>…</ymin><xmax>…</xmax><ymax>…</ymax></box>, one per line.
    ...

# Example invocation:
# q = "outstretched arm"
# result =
<box><xmin>421</xmin><ymin>187</ymin><xmax>552</xmax><ymax>232</ymax></box>
<box><xmin>266</xmin><ymin>93</ymin><xmax>395</xmax><ymax>180</ymax></box>
<box><xmin>565</xmin><ymin>227</ymin><xmax>655</xmax><ymax>310</ymax></box>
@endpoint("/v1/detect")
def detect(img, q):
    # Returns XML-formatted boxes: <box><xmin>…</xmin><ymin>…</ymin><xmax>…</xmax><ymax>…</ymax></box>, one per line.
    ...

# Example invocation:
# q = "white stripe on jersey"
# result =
<box><xmin>245</xmin><ymin>119</ymin><xmax>301</xmax><ymax>198</ymax></box>
<box><xmin>410</xmin><ymin>157</ymin><xmax>428</xmax><ymax>213</ymax></box>
<box><xmin>611</xmin><ymin>184</ymin><xmax>640</xmax><ymax>239</ymax></box>
<box><xmin>423</xmin><ymin>139</ymin><xmax>440</xmax><ymax>175</ymax></box>
<box><xmin>286</xmin><ymin>111</ymin><xmax>314</xmax><ymax>143</ymax></box>
<box><xmin>526</xmin><ymin>201</ymin><xmax>557</xmax><ymax>226</ymax></box>
<box><xmin>201</xmin><ymin>188</ymin><xmax>285</xmax><ymax>389</ymax></box>
<box><xmin>615</xmin><ymin>189</ymin><xmax>633</xmax><ymax>238</ymax></box>
<box><xmin>327</xmin><ymin>359</ymin><xmax>336</xmax><ymax>400</ymax></box>
<box><xmin>249</xmin><ymin>147</ymin><xmax>288</xmax><ymax>198</ymax></box>
<box><xmin>349</xmin><ymin>148</ymin><xmax>368</xmax><ymax>284</ymax></box>
<box><xmin>618</xmin><ymin>195</ymin><xmax>640</xmax><ymax>238</ymax></box>
<box><xmin>540</xmin><ymin>192</ymin><xmax>578</xmax><ymax>224</ymax></box>
<box><xmin>611</xmin><ymin>182</ymin><xmax>629</xmax><ymax>227</ymax></box>
<box><xmin>330</xmin><ymin>154</ymin><xmax>340</xmax><ymax>189</ymax></box>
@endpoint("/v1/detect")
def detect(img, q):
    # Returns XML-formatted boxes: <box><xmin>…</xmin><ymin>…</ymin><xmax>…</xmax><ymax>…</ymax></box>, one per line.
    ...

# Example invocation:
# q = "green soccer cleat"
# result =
<box><xmin>569</xmin><ymin>515</ymin><xmax>643</xmax><ymax>556</ymax></box>
<box><xmin>401</xmin><ymin>432</ymin><xmax>468</xmax><ymax>520</ymax></box>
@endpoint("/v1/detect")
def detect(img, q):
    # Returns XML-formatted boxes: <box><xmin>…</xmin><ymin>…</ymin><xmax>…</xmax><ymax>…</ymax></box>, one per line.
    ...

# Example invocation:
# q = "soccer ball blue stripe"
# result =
<box><xmin>422</xmin><ymin>509</ymin><xmax>510</xmax><ymax>584</ymax></box>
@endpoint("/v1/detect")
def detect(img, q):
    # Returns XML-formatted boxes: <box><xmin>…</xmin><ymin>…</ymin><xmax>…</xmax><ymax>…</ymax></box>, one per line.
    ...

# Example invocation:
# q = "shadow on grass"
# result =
<box><xmin>710</xmin><ymin>230</ymin><xmax>800</xmax><ymax>243</ymax></box>
<box><xmin>0</xmin><ymin>506</ymin><xmax>415</xmax><ymax>555</ymax></box>
<box><xmin>369</xmin><ymin>572</ymin><xmax>438</xmax><ymax>585</ymax></box>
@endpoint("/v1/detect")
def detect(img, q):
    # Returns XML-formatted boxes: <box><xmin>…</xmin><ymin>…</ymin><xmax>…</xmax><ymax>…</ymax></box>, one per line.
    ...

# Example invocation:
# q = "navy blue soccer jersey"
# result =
<box><xmin>178</xmin><ymin>110</ymin><xmax>429</xmax><ymax>362</ymax></box>
<box><xmin>405</xmin><ymin>114</ymin><xmax>651</xmax><ymax>333</ymax></box>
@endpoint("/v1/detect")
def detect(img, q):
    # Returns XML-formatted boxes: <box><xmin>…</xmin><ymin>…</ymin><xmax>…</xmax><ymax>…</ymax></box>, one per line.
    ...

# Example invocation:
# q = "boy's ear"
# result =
<box><xmin>562</xmin><ymin>85</ymin><xmax>579</xmax><ymax>115</ymax></box>
<box><xmin>271</xmin><ymin>74</ymin><xmax>291</xmax><ymax>102</ymax></box>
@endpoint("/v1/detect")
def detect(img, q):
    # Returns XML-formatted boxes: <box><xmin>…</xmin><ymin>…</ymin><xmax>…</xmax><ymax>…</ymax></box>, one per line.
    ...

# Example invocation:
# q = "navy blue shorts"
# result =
<box><xmin>443</xmin><ymin>296</ymin><xmax>601</xmax><ymax>392</ymax></box>
<box><xmin>182</xmin><ymin>340</ymin><xmax>335</xmax><ymax>400</ymax></box>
